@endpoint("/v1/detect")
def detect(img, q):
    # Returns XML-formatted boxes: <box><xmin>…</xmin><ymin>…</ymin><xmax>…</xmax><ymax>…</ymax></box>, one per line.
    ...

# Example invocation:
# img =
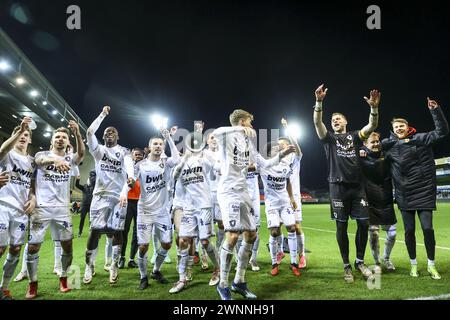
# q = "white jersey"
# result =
<box><xmin>177</xmin><ymin>152</ymin><xmax>213</xmax><ymax>210</ymax></box>
<box><xmin>213</xmin><ymin>127</ymin><xmax>251</xmax><ymax>196</ymax></box>
<box><xmin>35</xmin><ymin>151</ymin><xmax>76</xmax><ymax>208</ymax></box>
<box><xmin>259</xmin><ymin>161</ymin><xmax>292</xmax><ymax>212</ymax></box>
<box><xmin>90</xmin><ymin>144</ymin><xmax>132</xmax><ymax>199</ymax></box>
<box><xmin>283</xmin><ymin>153</ymin><xmax>302</xmax><ymax>200</ymax></box>
<box><xmin>0</xmin><ymin>150</ymin><xmax>35</xmax><ymax>211</ymax></box>
<box><xmin>136</xmin><ymin>156</ymin><xmax>179</xmax><ymax>216</ymax></box>
<box><xmin>246</xmin><ymin>171</ymin><xmax>260</xmax><ymax>202</ymax></box>
<box><xmin>172</xmin><ymin>180</ymin><xmax>185</xmax><ymax>209</ymax></box>
<box><xmin>204</xmin><ymin>149</ymin><xmax>220</xmax><ymax>194</ymax></box>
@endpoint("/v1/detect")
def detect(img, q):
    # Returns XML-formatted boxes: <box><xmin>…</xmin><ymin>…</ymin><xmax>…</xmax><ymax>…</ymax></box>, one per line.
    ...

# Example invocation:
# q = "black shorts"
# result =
<box><xmin>368</xmin><ymin>205</ymin><xmax>397</xmax><ymax>226</ymax></box>
<box><xmin>329</xmin><ymin>183</ymin><xmax>369</xmax><ymax>222</ymax></box>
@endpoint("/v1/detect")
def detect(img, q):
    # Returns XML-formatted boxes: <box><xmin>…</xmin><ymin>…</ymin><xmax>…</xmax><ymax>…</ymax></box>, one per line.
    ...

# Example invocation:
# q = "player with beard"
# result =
<box><xmin>26</xmin><ymin>122</ymin><xmax>84</xmax><ymax>299</ymax></box>
<box><xmin>83</xmin><ymin>106</ymin><xmax>134</xmax><ymax>285</ymax></box>
<box><xmin>213</xmin><ymin>109</ymin><xmax>295</xmax><ymax>300</ymax></box>
<box><xmin>0</xmin><ymin>117</ymin><xmax>36</xmax><ymax>300</ymax></box>
<box><xmin>135</xmin><ymin>130</ymin><xmax>180</xmax><ymax>290</ymax></box>
<box><xmin>313</xmin><ymin>85</ymin><xmax>379</xmax><ymax>283</ymax></box>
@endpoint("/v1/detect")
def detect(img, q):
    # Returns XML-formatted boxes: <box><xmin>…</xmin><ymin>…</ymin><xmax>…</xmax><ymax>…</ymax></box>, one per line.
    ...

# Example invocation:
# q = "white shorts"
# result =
<box><xmin>294</xmin><ymin>206</ymin><xmax>303</xmax><ymax>223</ymax></box>
<box><xmin>137</xmin><ymin>213</ymin><xmax>172</xmax><ymax>245</ymax></box>
<box><xmin>218</xmin><ymin>193</ymin><xmax>256</xmax><ymax>232</ymax></box>
<box><xmin>266</xmin><ymin>206</ymin><xmax>296</xmax><ymax>229</ymax></box>
<box><xmin>90</xmin><ymin>195</ymin><xmax>127</xmax><ymax>231</ymax></box>
<box><xmin>212</xmin><ymin>194</ymin><xmax>222</xmax><ymax>222</ymax></box>
<box><xmin>251</xmin><ymin>198</ymin><xmax>261</xmax><ymax>227</ymax></box>
<box><xmin>29</xmin><ymin>207</ymin><xmax>73</xmax><ymax>244</ymax></box>
<box><xmin>0</xmin><ymin>203</ymin><xmax>28</xmax><ymax>247</ymax></box>
<box><xmin>179</xmin><ymin>208</ymin><xmax>213</xmax><ymax>240</ymax></box>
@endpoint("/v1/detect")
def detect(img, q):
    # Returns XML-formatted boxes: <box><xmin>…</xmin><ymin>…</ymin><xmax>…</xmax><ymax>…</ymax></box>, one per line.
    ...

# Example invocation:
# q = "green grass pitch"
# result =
<box><xmin>2</xmin><ymin>203</ymin><xmax>450</xmax><ymax>300</ymax></box>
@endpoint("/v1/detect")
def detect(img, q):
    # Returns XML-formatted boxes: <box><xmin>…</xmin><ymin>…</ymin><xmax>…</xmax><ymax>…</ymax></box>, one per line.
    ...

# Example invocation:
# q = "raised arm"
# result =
<box><xmin>75</xmin><ymin>177</ymin><xmax>85</xmax><ymax>193</ymax></box>
<box><xmin>35</xmin><ymin>153</ymin><xmax>71</xmax><ymax>174</ymax></box>
<box><xmin>360</xmin><ymin>90</ymin><xmax>380</xmax><ymax>139</ymax></box>
<box><xmin>313</xmin><ymin>85</ymin><xmax>328</xmax><ymax>140</ymax></box>
<box><xmin>416</xmin><ymin>98</ymin><xmax>450</xmax><ymax>145</ymax></box>
<box><xmin>161</xmin><ymin>129</ymin><xmax>181</xmax><ymax>167</ymax></box>
<box><xmin>0</xmin><ymin>117</ymin><xmax>32</xmax><ymax>161</ymax></box>
<box><xmin>68</xmin><ymin>120</ymin><xmax>85</xmax><ymax>165</ymax></box>
<box><xmin>87</xmin><ymin>106</ymin><xmax>109</xmax><ymax>152</ymax></box>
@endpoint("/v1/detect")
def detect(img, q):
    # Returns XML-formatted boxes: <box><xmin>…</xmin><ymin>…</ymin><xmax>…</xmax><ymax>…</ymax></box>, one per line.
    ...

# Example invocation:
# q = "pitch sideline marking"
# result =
<box><xmin>302</xmin><ymin>226</ymin><xmax>450</xmax><ymax>251</ymax></box>
<box><xmin>406</xmin><ymin>293</ymin><xmax>450</xmax><ymax>300</ymax></box>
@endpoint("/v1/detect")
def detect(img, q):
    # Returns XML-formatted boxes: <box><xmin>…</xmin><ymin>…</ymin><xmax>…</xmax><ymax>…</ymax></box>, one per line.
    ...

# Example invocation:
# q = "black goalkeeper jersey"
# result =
<box><xmin>321</xmin><ymin>130</ymin><xmax>363</xmax><ymax>184</ymax></box>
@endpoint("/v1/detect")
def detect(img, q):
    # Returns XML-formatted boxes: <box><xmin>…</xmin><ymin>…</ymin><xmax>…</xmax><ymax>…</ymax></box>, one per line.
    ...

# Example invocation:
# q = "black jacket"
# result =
<box><xmin>76</xmin><ymin>178</ymin><xmax>95</xmax><ymax>207</ymax></box>
<box><xmin>359</xmin><ymin>146</ymin><xmax>396</xmax><ymax>225</ymax></box>
<box><xmin>382</xmin><ymin>107</ymin><xmax>449</xmax><ymax>211</ymax></box>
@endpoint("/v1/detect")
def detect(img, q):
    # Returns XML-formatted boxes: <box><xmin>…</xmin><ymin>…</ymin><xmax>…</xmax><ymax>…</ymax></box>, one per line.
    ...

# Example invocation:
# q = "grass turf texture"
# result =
<box><xmin>2</xmin><ymin>203</ymin><xmax>449</xmax><ymax>300</ymax></box>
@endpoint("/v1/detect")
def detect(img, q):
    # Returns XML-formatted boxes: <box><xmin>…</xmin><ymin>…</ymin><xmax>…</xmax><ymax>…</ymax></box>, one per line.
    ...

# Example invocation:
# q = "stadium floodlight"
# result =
<box><xmin>15</xmin><ymin>77</ymin><xmax>26</xmax><ymax>85</ymax></box>
<box><xmin>30</xmin><ymin>90</ymin><xmax>39</xmax><ymax>97</ymax></box>
<box><xmin>285</xmin><ymin>123</ymin><xmax>302</xmax><ymax>139</ymax></box>
<box><xmin>51</xmin><ymin>109</ymin><xmax>58</xmax><ymax>115</ymax></box>
<box><xmin>0</xmin><ymin>60</ymin><xmax>11</xmax><ymax>71</ymax></box>
<box><xmin>12</xmin><ymin>114</ymin><xmax>18</xmax><ymax>119</ymax></box>
<box><xmin>60</xmin><ymin>118</ymin><xmax>65</xmax><ymax>122</ymax></box>
<box><xmin>151</xmin><ymin>114</ymin><xmax>169</xmax><ymax>130</ymax></box>
<box><xmin>42</xmin><ymin>101</ymin><xmax>48</xmax><ymax>106</ymax></box>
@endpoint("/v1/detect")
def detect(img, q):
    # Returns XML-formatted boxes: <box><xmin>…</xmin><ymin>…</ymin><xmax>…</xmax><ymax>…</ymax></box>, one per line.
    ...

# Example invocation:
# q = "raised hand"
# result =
<box><xmin>160</xmin><ymin>128</ymin><xmax>170</xmax><ymax>139</ymax></box>
<box><xmin>427</xmin><ymin>97</ymin><xmax>439</xmax><ymax>110</ymax></box>
<box><xmin>102</xmin><ymin>106</ymin><xmax>111</xmax><ymax>116</ymax></box>
<box><xmin>242</xmin><ymin>127</ymin><xmax>256</xmax><ymax>138</ymax></box>
<box><xmin>68</xmin><ymin>120</ymin><xmax>80</xmax><ymax>135</ymax></box>
<box><xmin>315</xmin><ymin>84</ymin><xmax>328</xmax><ymax>102</ymax></box>
<box><xmin>281</xmin><ymin>118</ymin><xmax>288</xmax><ymax>128</ymax></box>
<box><xmin>280</xmin><ymin>145</ymin><xmax>296</xmax><ymax>158</ymax></box>
<box><xmin>364</xmin><ymin>89</ymin><xmax>381</xmax><ymax>108</ymax></box>
<box><xmin>20</xmin><ymin>116</ymin><xmax>32</xmax><ymax>132</ymax></box>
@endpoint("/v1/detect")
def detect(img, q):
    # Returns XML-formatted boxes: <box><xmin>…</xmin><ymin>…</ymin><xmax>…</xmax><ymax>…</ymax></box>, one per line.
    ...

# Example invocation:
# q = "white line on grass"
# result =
<box><xmin>406</xmin><ymin>293</ymin><xmax>450</xmax><ymax>300</ymax></box>
<box><xmin>302</xmin><ymin>226</ymin><xmax>450</xmax><ymax>251</ymax></box>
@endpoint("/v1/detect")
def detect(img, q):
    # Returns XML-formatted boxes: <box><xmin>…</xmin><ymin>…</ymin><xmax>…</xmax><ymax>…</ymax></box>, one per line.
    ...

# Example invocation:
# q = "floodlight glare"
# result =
<box><xmin>51</xmin><ymin>110</ymin><xmax>58</xmax><ymax>115</ymax></box>
<box><xmin>0</xmin><ymin>60</ymin><xmax>11</xmax><ymax>71</ymax></box>
<box><xmin>30</xmin><ymin>90</ymin><xmax>39</xmax><ymax>97</ymax></box>
<box><xmin>43</xmin><ymin>132</ymin><xmax>51</xmax><ymax>138</ymax></box>
<box><xmin>16</xmin><ymin>77</ymin><xmax>26</xmax><ymax>85</ymax></box>
<box><xmin>42</xmin><ymin>101</ymin><xmax>48</xmax><ymax>105</ymax></box>
<box><xmin>285</xmin><ymin>123</ymin><xmax>302</xmax><ymax>139</ymax></box>
<box><xmin>151</xmin><ymin>114</ymin><xmax>168</xmax><ymax>130</ymax></box>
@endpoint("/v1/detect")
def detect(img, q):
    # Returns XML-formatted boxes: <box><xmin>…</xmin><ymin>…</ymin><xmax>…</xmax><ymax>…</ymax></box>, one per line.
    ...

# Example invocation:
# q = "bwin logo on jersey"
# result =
<box><xmin>146</xmin><ymin>174</ymin><xmax>163</xmax><ymax>183</ymax></box>
<box><xmin>12</xmin><ymin>165</ymin><xmax>33</xmax><ymax>178</ymax></box>
<box><xmin>182</xmin><ymin>166</ymin><xmax>203</xmax><ymax>175</ymax></box>
<box><xmin>268</xmin><ymin>175</ymin><xmax>286</xmax><ymax>183</ymax></box>
<box><xmin>101</xmin><ymin>154</ymin><xmax>121</xmax><ymax>166</ymax></box>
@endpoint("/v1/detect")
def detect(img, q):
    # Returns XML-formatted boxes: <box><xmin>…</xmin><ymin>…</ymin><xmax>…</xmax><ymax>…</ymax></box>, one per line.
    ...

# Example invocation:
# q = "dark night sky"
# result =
<box><xmin>1</xmin><ymin>0</ymin><xmax>449</xmax><ymax>189</ymax></box>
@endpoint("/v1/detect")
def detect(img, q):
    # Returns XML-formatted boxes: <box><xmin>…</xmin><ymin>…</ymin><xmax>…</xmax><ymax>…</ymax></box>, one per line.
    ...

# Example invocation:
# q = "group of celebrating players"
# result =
<box><xmin>0</xmin><ymin>84</ymin><xmax>447</xmax><ymax>300</ymax></box>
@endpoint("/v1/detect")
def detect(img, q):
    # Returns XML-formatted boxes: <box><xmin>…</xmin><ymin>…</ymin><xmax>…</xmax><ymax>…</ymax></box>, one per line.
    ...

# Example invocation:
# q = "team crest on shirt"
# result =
<box><xmin>229</xmin><ymin>220</ymin><xmax>236</xmax><ymax>227</ymax></box>
<box><xmin>65</xmin><ymin>156</ymin><xmax>71</xmax><ymax>162</ymax></box>
<box><xmin>116</xmin><ymin>152</ymin><xmax>121</xmax><ymax>158</ymax></box>
<box><xmin>159</xmin><ymin>163</ymin><xmax>165</xmax><ymax>169</ymax></box>
<box><xmin>360</xmin><ymin>199</ymin><xmax>368</xmax><ymax>207</ymax></box>
<box><xmin>347</xmin><ymin>135</ymin><xmax>353</xmax><ymax>141</ymax></box>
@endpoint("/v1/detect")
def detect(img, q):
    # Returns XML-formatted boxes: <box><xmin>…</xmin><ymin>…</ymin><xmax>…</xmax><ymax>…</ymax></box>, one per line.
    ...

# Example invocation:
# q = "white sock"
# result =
<box><xmin>20</xmin><ymin>243</ymin><xmax>28</xmax><ymax>274</ymax></box>
<box><xmin>1</xmin><ymin>253</ymin><xmax>19</xmax><ymax>289</ymax></box>
<box><xmin>355</xmin><ymin>258</ymin><xmax>364</xmax><ymax>264</ymax></box>
<box><xmin>54</xmin><ymin>241</ymin><xmax>62</xmax><ymax>271</ymax></box>
<box><xmin>287</xmin><ymin>232</ymin><xmax>298</xmax><ymax>265</ymax></box>
<box><xmin>233</xmin><ymin>240</ymin><xmax>252</xmax><ymax>284</ymax></box>
<box><xmin>299</xmin><ymin>233</ymin><xmax>305</xmax><ymax>255</ymax></box>
<box><xmin>105</xmin><ymin>237</ymin><xmax>113</xmax><ymax>264</ymax></box>
<box><xmin>153</xmin><ymin>248</ymin><xmax>168</xmax><ymax>273</ymax></box>
<box><xmin>216</xmin><ymin>228</ymin><xmax>225</xmax><ymax>250</ymax></box>
<box><xmin>279</xmin><ymin>234</ymin><xmax>284</xmax><ymax>253</ymax></box>
<box><xmin>410</xmin><ymin>259</ymin><xmax>417</xmax><ymax>265</ymax></box>
<box><xmin>60</xmin><ymin>251</ymin><xmax>73</xmax><ymax>277</ymax></box>
<box><xmin>204</xmin><ymin>242</ymin><xmax>219</xmax><ymax>269</ymax></box>
<box><xmin>137</xmin><ymin>252</ymin><xmax>148</xmax><ymax>279</ymax></box>
<box><xmin>250</xmin><ymin>234</ymin><xmax>259</xmax><ymax>262</ymax></box>
<box><xmin>26</xmin><ymin>252</ymin><xmax>39</xmax><ymax>283</ymax></box>
<box><xmin>269</xmin><ymin>236</ymin><xmax>278</xmax><ymax>265</ymax></box>
<box><xmin>428</xmin><ymin>259</ymin><xmax>435</xmax><ymax>266</ymax></box>
<box><xmin>219</xmin><ymin>241</ymin><xmax>234</xmax><ymax>288</ymax></box>
<box><xmin>178</xmin><ymin>248</ymin><xmax>189</xmax><ymax>281</ymax></box>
